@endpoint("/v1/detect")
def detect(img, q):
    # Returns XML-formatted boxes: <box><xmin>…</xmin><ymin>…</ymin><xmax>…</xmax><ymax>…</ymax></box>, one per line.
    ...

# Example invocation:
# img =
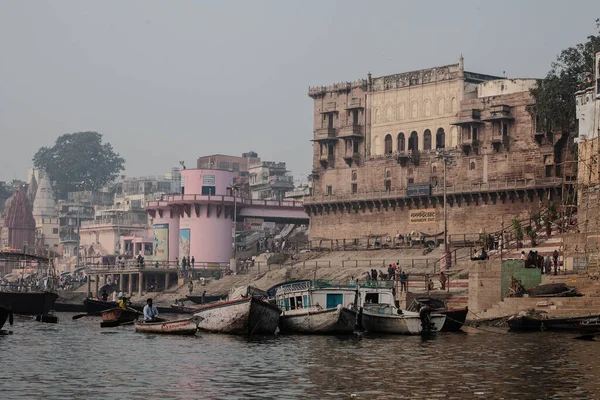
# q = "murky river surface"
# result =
<box><xmin>2</xmin><ymin>314</ymin><xmax>600</xmax><ymax>399</ymax></box>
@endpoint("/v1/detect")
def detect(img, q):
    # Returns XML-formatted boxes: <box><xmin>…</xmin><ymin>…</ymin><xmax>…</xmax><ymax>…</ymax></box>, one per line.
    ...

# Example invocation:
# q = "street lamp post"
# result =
<box><xmin>437</xmin><ymin>151</ymin><xmax>451</xmax><ymax>270</ymax></box>
<box><xmin>231</xmin><ymin>184</ymin><xmax>240</xmax><ymax>271</ymax></box>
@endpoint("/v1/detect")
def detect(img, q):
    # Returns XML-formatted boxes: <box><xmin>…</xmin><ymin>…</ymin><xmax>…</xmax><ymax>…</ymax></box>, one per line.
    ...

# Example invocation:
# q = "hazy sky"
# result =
<box><xmin>1</xmin><ymin>1</ymin><xmax>599</xmax><ymax>183</ymax></box>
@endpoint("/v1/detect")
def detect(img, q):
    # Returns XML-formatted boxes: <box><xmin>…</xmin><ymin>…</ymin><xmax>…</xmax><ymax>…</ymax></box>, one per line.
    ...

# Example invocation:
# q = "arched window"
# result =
<box><xmin>384</xmin><ymin>134</ymin><xmax>393</xmax><ymax>154</ymax></box>
<box><xmin>437</xmin><ymin>98</ymin><xmax>445</xmax><ymax>115</ymax></box>
<box><xmin>408</xmin><ymin>131</ymin><xmax>418</xmax><ymax>151</ymax></box>
<box><xmin>397</xmin><ymin>132</ymin><xmax>405</xmax><ymax>152</ymax></box>
<box><xmin>432</xmin><ymin>166</ymin><xmax>437</xmax><ymax>174</ymax></box>
<box><xmin>424</xmin><ymin>100</ymin><xmax>431</xmax><ymax>117</ymax></box>
<box><xmin>423</xmin><ymin>129</ymin><xmax>432</xmax><ymax>150</ymax></box>
<box><xmin>408</xmin><ymin>167</ymin><xmax>413</xmax><ymax>175</ymax></box>
<box><xmin>386</xmin><ymin>170</ymin><xmax>391</xmax><ymax>178</ymax></box>
<box><xmin>436</xmin><ymin>128</ymin><xmax>446</xmax><ymax>149</ymax></box>
<box><xmin>470</xmin><ymin>161</ymin><xmax>476</xmax><ymax>170</ymax></box>
<box><xmin>411</xmin><ymin>102</ymin><xmax>418</xmax><ymax>118</ymax></box>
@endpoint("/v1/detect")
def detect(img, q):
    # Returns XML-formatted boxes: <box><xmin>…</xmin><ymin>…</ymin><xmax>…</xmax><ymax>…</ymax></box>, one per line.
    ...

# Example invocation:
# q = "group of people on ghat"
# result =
<box><xmin>363</xmin><ymin>261</ymin><xmax>410</xmax><ymax>292</ymax></box>
<box><xmin>522</xmin><ymin>249</ymin><xmax>560</xmax><ymax>275</ymax></box>
<box><xmin>175</xmin><ymin>256</ymin><xmax>195</xmax><ymax>269</ymax></box>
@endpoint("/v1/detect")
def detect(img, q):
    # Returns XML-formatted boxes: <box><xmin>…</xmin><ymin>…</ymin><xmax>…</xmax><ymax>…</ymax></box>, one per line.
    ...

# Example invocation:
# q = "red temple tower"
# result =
<box><xmin>2</xmin><ymin>186</ymin><xmax>36</xmax><ymax>251</ymax></box>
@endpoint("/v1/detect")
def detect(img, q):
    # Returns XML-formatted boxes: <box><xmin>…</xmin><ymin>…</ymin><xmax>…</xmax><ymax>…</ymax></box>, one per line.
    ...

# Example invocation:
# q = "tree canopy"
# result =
<box><xmin>33</xmin><ymin>131</ymin><xmax>125</xmax><ymax>199</ymax></box>
<box><xmin>531</xmin><ymin>19</ymin><xmax>600</xmax><ymax>135</ymax></box>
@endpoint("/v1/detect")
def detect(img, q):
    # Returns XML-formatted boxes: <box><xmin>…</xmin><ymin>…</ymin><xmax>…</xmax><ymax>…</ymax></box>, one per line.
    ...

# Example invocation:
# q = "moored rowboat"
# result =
<box><xmin>362</xmin><ymin>305</ymin><xmax>446</xmax><ymax>335</ymax></box>
<box><xmin>101</xmin><ymin>307</ymin><xmax>140</xmax><ymax>323</ymax></box>
<box><xmin>194</xmin><ymin>297</ymin><xmax>281</xmax><ymax>335</ymax></box>
<box><xmin>135</xmin><ymin>317</ymin><xmax>201</xmax><ymax>335</ymax></box>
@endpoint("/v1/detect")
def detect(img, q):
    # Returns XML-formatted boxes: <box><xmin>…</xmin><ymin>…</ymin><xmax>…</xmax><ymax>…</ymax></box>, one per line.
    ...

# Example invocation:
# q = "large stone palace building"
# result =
<box><xmin>305</xmin><ymin>57</ymin><xmax>575</xmax><ymax>241</ymax></box>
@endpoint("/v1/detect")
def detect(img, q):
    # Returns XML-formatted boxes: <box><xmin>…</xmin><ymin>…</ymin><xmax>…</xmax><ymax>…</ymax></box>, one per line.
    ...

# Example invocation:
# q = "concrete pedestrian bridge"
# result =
<box><xmin>146</xmin><ymin>195</ymin><xmax>309</xmax><ymax>223</ymax></box>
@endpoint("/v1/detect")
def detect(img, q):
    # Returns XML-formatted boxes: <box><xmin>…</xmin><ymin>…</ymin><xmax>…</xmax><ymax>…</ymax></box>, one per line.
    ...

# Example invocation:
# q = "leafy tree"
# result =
<box><xmin>531</xmin><ymin>19</ymin><xmax>600</xmax><ymax>135</ymax></box>
<box><xmin>33</xmin><ymin>131</ymin><xmax>125</xmax><ymax>199</ymax></box>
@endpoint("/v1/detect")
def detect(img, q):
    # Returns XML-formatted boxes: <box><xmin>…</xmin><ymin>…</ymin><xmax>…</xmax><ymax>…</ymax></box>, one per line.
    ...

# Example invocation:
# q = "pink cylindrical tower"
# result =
<box><xmin>147</xmin><ymin>169</ymin><xmax>235</xmax><ymax>264</ymax></box>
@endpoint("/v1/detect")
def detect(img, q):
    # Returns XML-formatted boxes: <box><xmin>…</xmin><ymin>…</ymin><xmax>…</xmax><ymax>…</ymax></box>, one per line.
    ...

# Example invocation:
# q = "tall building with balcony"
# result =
<box><xmin>305</xmin><ymin>57</ymin><xmax>574</xmax><ymax>240</ymax></box>
<box><xmin>575</xmin><ymin>52</ymin><xmax>600</xmax><ymax>236</ymax></box>
<box><xmin>249</xmin><ymin>161</ymin><xmax>295</xmax><ymax>201</ymax></box>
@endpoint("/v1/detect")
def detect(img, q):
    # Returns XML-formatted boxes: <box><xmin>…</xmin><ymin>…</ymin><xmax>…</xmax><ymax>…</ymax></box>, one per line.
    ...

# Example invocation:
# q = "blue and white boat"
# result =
<box><xmin>275</xmin><ymin>280</ymin><xmax>395</xmax><ymax>334</ymax></box>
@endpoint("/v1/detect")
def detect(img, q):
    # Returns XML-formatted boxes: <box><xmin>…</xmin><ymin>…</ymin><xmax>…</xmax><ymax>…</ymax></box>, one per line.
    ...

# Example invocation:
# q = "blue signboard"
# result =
<box><xmin>406</xmin><ymin>183</ymin><xmax>431</xmax><ymax>197</ymax></box>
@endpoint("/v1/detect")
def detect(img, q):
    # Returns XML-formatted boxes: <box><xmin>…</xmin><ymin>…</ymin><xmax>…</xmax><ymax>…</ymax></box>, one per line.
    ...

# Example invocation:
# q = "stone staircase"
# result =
<box><xmin>471</xmin><ymin>273</ymin><xmax>600</xmax><ymax>320</ymax></box>
<box><xmin>488</xmin><ymin>223</ymin><xmax>570</xmax><ymax>270</ymax></box>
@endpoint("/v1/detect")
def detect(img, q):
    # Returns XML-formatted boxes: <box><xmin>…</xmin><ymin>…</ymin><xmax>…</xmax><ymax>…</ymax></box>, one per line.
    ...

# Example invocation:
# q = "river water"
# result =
<box><xmin>1</xmin><ymin>314</ymin><xmax>600</xmax><ymax>399</ymax></box>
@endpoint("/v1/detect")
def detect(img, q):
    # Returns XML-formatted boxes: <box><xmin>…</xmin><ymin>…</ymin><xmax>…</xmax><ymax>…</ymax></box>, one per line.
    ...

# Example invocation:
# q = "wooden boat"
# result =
<box><xmin>0</xmin><ymin>306</ymin><xmax>12</xmax><ymax>330</ymax></box>
<box><xmin>194</xmin><ymin>297</ymin><xmax>280</xmax><ymax>335</ymax></box>
<box><xmin>170</xmin><ymin>304</ymin><xmax>198</xmax><ymax>314</ymax></box>
<box><xmin>407</xmin><ymin>298</ymin><xmax>468</xmax><ymax>332</ymax></box>
<box><xmin>100</xmin><ymin>307</ymin><xmax>140</xmax><ymax>324</ymax></box>
<box><xmin>0</xmin><ymin>291</ymin><xmax>58</xmax><ymax>315</ymax></box>
<box><xmin>186</xmin><ymin>294</ymin><xmax>225</xmax><ymax>305</ymax></box>
<box><xmin>135</xmin><ymin>317</ymin><xmax>202</xmax><ymax>335</ymax></box>
<box><xmin>275</xmin><ymin>280</ymin><xmax>396</xmax><ymax>334</ymax></box>
<box><xmin>508</xmin><ymin>313</ymin><xmax>600</xmax><ymax>333</ymax></box>
<box><xmin>280</xmin><ymin>304</ymin><xmax>357</xmax><ymax>334</ymax></box>
<box><xmin>53</xmin><ymin>302</ymin><xmax>86</xmax><ymax>312</ymax></box>
<box><xmin>84</xmin><ymin>298</ymin><xmax>117</xmax><ymax>315</ymax></box>
<box><xmin>85</xmin><ymin>298</ymin><xmax>179</xmax><ymax>315</ymax></box>
<box><xmin>362</xmin><ymin>304</ymin><xmax>446</xmax><ymax>335</ymax></box>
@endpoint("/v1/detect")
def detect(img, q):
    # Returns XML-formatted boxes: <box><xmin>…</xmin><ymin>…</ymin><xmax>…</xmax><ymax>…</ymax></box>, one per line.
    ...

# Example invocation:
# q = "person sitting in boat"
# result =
<box><xmin>143</xmin><ymin>298</ymin><xmax>159</xmax><ymax>322</ymax></box>
<box><xmin>101</xmin><ymin>289</ymin><xmax>108</xmax><ymax>301</ymax></box>
<box><xmin>118</xmin><ymin>296</ymin><xmax>130</xmax><ymax>310</ymax></box>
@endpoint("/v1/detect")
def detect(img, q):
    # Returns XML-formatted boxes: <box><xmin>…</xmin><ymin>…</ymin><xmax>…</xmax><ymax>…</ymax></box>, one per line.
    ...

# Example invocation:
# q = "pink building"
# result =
<box><xmin>146</xmin><ymin>169</ymin><xmax>235</xmax><ymax>264</ymax></box>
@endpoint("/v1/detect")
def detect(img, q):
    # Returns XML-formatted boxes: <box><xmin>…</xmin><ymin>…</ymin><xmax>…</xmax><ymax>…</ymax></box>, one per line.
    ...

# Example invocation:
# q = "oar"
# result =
<box><xmin>72</xmin><ymin>313</ymin><xmax>89</xmax><ymax>320</ymax></box>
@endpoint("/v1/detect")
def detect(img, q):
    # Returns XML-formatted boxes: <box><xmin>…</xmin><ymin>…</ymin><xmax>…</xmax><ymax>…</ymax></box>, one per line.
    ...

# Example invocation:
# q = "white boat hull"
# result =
<box><xmin>362</xmin><ymin>309</ymin><xmax>445</xmax><ymax>335</ymax></box>
<box><xmin>279</xmin><ymin>305</ymin><xmax>356</xmax><ymax>334</ymax></box>
<box><xmin>135</xmin><ymin>317</ymin><xmax>200</xmax><ymax>335</ymax></box>
<box><xmin>194</xmin><ymin>297</ymin><xmax>280</xmax><ymax>335</ymax></box>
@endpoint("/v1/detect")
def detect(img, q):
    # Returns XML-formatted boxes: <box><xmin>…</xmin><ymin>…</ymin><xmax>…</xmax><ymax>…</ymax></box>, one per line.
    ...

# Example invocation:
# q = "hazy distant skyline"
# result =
<box><xmin>1</xmin><ymin>0</ymin><xmax>599</xmax><ymax>183</ymax></box>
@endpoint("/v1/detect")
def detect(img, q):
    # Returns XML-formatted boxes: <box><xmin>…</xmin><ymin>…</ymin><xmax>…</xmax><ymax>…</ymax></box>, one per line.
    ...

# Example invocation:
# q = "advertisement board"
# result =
<box><xmin>244</xmin><ymin>218</ymin><xmax>264</xmax><ymax>231</ymax></box>
<box><xmin>152</xmin><ymin>224</ymin><xmax>169</xmax><ymax>261</ymax></box>
<box><xmin>179</xmin><ymin>229</ymin><xmax>191</xmax><ymax>260</ymax></box>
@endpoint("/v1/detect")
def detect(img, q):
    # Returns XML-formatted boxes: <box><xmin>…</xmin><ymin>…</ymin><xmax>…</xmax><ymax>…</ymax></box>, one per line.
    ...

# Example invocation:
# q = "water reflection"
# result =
<box><xmin>1</xmin><ymin>314</ymin><xmax>600</xmax><ymax>399</ymax></box>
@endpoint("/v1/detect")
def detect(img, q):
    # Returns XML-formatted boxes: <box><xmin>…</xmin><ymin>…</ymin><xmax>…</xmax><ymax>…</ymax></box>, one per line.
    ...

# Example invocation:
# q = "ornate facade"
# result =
<box><xmin>305</xmin><ymin>58</ymin><xmax>574</xmax><ymax>240</ymax></box>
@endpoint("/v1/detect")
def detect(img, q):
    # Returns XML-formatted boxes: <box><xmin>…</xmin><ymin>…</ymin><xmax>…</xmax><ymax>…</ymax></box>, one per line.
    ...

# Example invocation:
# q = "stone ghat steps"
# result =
<box><xmin>474</xmin><ymin>294</ymin><xmax>600</xmax><ymax>320</ymax></box>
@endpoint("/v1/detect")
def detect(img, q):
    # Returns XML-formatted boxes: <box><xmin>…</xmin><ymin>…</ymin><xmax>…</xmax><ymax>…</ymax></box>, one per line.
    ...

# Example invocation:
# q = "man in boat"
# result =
<box><xmin>118</xmin><ymin>296</ymin><xmax>130</xmax><ymax>310</ymax></box>
<box><xmin>143</xmin><ymin>298</ymin><xmax>159</xmax><ymax>322</ymax></box>
<box><xmin>101</xmin><ymin>289</ymin><xmax>108</xmax><ymax>301</ymax></box>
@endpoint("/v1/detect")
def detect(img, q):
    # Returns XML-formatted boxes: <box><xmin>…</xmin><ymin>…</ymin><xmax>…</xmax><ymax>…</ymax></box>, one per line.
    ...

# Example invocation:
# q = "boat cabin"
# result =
<box><xmin>275</xmin><ymin>280</ymin><xmax>395</xmax><ymax>314</ymax></box>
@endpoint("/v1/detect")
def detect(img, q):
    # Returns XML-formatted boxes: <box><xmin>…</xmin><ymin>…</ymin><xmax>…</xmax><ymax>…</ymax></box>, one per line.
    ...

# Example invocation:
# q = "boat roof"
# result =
<box><xmin>275</xmin><ymin>280</ymin><xmax>394</xmax><ymax>296</ymax></box>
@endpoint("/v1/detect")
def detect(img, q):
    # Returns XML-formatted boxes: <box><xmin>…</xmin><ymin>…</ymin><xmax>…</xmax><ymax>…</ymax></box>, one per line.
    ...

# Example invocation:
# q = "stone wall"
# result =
<box><xmin>308</xmin><ymin>197</ymin><xmax>544</xmax><ymax>240</ymax></box>
<box><xmin>468</xmin><ymin>260</ymin><xmax>502</xmax><ymax>313</ymax></box>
